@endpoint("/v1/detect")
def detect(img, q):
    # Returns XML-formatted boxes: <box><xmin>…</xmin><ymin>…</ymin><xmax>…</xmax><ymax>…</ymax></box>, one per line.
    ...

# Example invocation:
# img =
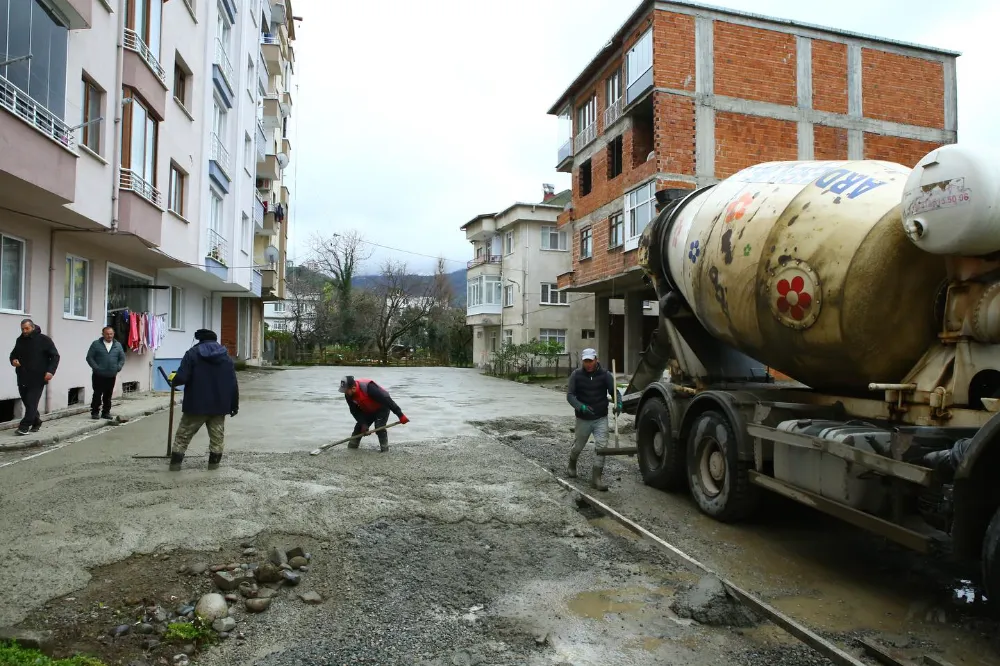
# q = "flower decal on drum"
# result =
<box><xmin>724</xmin><ymin>192</ymin><xmax>754</xmax><ymax>224</ymax></box>
<box><xmin>768</xmin><ymin>261</ymin><xmax>821</xmax><ymax>330</ymax></box>
<box><xmin>688</xmin><ymin>240</ymin><xmax>700</xmax><ymax>264</ymax></box>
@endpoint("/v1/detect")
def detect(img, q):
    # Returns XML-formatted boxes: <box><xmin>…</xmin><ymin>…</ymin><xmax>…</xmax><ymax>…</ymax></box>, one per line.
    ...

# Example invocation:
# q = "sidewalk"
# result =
<box><xmin>0</xmin><ymin>392</ymin><xmax>173</xmax><ymax>452</ymax></box>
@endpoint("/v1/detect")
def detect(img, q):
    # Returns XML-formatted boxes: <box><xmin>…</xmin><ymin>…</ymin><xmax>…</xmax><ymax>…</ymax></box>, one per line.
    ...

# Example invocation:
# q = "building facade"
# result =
<box><xmin>548</xmin><ymin>0</ymin><xmax>959</xmax><ymax>374</ymax></box>
<box><xmin>0</xmin><ymin>0</ymin><xmax>297</xmax><ymax>421</ymax></box>
<box><xmin>462</xmin><ymin>186</ymin><xmax>598</xmax><ymax>370</ymax></box>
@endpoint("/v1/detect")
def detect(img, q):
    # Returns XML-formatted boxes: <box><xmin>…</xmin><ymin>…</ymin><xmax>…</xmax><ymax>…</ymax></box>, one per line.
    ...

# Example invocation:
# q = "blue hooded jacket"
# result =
<box><xmin>170</xmin><ymin>340</ymin><xmax>239</xmax><ymax>416</ymax></box>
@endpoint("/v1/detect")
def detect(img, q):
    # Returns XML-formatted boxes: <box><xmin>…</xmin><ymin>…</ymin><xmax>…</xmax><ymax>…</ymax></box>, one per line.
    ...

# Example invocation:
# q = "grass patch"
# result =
<box><xmin>164</xmin><ymin>620</ymin><xmax>216</xmax><ymax>646</ymax></box>
<box><xmin>0</xmin><ymin>641</ymin><xmax>106</xmax><ymax>666</ymax></box>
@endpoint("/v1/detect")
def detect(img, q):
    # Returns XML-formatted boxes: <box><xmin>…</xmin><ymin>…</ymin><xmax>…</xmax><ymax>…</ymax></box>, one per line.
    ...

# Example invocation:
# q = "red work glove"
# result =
<box><xmin>399</xmin><ymin>414</ymin><xmax>409</xmax><ymax>424</ymax></box>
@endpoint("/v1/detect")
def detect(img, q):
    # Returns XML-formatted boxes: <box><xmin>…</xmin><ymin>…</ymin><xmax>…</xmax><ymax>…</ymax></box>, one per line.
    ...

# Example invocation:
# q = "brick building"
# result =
<box><xmin>549</xmin><ymin>0</ymin><xmax>958</xmax><ymax>373</ymax></box>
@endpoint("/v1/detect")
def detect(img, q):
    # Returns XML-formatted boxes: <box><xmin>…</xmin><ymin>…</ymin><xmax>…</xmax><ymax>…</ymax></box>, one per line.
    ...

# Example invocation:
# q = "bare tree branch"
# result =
<box><xmin>308</xmin><ymin>230</ymin><xmax>374</xmax><ymax>344</ymax></box>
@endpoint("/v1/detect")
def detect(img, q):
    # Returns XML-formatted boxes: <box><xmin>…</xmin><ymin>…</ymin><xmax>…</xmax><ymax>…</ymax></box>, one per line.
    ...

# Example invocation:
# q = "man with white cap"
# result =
<box><xmin>338</xmin><ymin>375</ymin><xmax>409</xmax><ymax>452</ymax></box>
<box><xmin>566</xmin><ymin>348</ymin><xmax>622</xmax><ymax>491</ymax></box>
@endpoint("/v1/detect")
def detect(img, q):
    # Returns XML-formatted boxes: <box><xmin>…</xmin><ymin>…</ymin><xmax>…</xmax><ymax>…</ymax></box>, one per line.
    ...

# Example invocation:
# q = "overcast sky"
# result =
<box><xmin>285</xmin><ymin>0</ymin><xmax>997</xmax><ymax>276</ymax></box>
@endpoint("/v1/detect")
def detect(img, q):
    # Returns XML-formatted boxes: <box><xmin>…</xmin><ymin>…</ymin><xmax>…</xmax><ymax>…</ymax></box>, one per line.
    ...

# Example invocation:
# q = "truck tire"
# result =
<box><xmin>981</xmin><ymin>505</ymin><xmax>1000</xmax><ymax>607</ymax></box>
<box><xmin>636</xmin><ymin>397</ymin><xmax>686</xmax><ymax>491</ymax></box>
<box><xmin>686</xmin><ymin>410</ymin><xmax>760</xmax><ymax>522</ymax></box>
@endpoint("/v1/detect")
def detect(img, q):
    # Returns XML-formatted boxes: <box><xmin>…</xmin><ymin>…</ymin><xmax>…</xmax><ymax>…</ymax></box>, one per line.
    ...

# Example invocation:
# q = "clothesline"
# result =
<box><xmin>107</xmin><ymin>309</ymin><xmax>167</xmax><ymax>355</ymax></box>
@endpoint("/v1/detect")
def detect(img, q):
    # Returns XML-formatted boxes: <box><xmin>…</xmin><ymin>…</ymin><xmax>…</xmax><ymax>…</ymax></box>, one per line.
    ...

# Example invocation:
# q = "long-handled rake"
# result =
<box><xmin>310</xmin><ymin>421</ymin><xmax>403</xmax><ymax>456</ymax></box>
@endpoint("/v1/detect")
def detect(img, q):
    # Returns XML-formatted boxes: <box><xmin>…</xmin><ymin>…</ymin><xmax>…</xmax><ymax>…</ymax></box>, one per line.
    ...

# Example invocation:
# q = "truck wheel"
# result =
<box><xmin>981</xmin><ymin>506</ymin><xmax>1000</xmax><ymax>606</ymax></box>
<box><xmin>636</xmin><ymin>397</ymin><xmax>686</xmax><ymax>491</ymax></box>
<box><xmin>686</xmin><ymin>410</ymin><xmax>759</xmax><ymax>522</ymax></box>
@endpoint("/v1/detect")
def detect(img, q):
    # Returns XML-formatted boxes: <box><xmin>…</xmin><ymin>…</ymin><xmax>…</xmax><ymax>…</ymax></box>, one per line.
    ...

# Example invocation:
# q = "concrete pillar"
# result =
<box><xmin>624</xmin><ymin>293</ymin><xmax>644</xmax><ymax>374</ymax></box>
<box><xmin>596</xmin><ymin>295</ymin><xmax>610</xmax><ymax>363</ymax></box>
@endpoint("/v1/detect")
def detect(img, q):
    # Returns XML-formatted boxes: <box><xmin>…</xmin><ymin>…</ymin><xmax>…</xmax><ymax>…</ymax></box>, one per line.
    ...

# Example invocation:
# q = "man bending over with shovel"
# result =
<box><xmin>339</xmin><ymin>376</ymin><xmax>409</xmax><ymax>453</ymax></box>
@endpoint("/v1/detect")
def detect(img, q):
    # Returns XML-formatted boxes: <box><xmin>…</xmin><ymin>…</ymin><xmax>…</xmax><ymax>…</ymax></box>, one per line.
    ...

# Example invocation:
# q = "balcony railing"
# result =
<box><xmin>251</xmin><ymin>270</ymin><xmax>263</xmax><ymax>297</ymax></box>
<box><xmin>255</xmin><ymin>121</ymin><xmax>266</xmax><ymax>162</ymax></box>
<box><xmin>604</xmin><ymin>96</ymin><xmax>623</xmax><ymax>128</ymax></box>
<box><xmin>119</xmin><ymin>168</ymin><xmax>163</xmax><ymax>207</ymax></box>
<box><xmin>214</xmin><ymin>38</ymin><xmax>234</xmax><ymax>88</ymax></box>
<box><xmin>207</xmin><ymin>228</ymin><xmax>229</xmax><ymax>266</ymax></box>
<box><xmin>210</xmin><ymin>132</ymin><xmax>230</xmax><ymax>175</ymax></box>
<box><xmin>254</xmin><ymin>194</ymin><xmax>265</xmax><ymax>229</ymax></box>
<box><xmin>467</xmin><ymin>255</ymin><xmax>501</xmax><ymax>269</ymax></box>
<box><xmin>261</xmin><ymin>32</ymin><xmax>280</xmax><ymax>46</ymax></box>
<box><xmin>0</xmin><ymin>74</ymin><xmax>74</xmax><ymax>149</ymax></box>
<box><xmin>557</xmin><ymin>138</ymin><xmax>572</xmax><ymax>165</ymax></box>
<box><xmin>123</xmin><ymin>28</ymin><xmax>166</xmax><ymax>84</ymax></box>
<box><xmin>574</xmin><ymin>122</ymin><xmax>597</xmax><ymax>153</ymax></box>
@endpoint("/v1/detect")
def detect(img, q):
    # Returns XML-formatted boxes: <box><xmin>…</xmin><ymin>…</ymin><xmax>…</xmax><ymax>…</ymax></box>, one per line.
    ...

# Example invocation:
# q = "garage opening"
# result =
<box><xmin>0</xmin><ymin>398</ymin><xmax>16</xmax><ymax>423</ymax></box>
<box><xmin>67</xmin><ymin>387</ymin><xmax>84</xmax><ymax>405</ymax></box>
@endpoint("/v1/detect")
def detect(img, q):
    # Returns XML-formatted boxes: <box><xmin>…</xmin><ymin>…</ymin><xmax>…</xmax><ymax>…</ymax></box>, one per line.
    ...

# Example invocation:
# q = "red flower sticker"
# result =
<box><xmin>776</xmin><ymin>276</ymin><xmax>813</xmax><ymax>321</ymax></box>
<box><xmin>724</xmin><ymin>192</ymin><xmax>754</xmax><ymax>224</ymax></box>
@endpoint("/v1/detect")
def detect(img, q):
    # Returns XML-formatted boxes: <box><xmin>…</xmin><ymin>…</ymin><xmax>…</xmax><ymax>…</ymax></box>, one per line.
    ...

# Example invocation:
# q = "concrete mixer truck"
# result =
<box><xmin>617</xmin><ymin>143</ymin><xmax>1000</xmax><ymax>600</ymax></box>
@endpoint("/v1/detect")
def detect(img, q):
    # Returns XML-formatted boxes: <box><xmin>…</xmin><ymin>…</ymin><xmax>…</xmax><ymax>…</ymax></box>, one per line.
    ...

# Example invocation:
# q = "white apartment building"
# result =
<box><xmin>263</xmin><ymin>292</ymin><xmax>314</xmax><ymax>335</ymax></box>
<box><xmin>0</xmin><ymin>0</ymin><xmax>297</xmax><ymax>420</ymax></box>
<box><xmin>461</xmin><ymin>186</ymin><xmax>597</xmax><ymax>370</ymax></box>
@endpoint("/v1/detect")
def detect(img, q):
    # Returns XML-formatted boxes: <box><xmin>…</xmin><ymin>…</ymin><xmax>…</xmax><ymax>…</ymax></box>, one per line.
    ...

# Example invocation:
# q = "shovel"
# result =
<box><xmin>310</xmin><ymin>421</ymin><xmax>403</xmax><ymax>456</ymax></box>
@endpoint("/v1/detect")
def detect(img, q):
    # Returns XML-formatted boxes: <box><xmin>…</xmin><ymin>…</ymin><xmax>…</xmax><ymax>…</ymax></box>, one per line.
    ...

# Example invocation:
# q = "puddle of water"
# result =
<box><xmin>567</xmin><ymin>588</ymin><xmax>646</xmax><ymax>620</ymax></box>
<box><xmin>641</xmin><ymin>637</ymin><xmax>665</xmax><ymax>652</ymax></box>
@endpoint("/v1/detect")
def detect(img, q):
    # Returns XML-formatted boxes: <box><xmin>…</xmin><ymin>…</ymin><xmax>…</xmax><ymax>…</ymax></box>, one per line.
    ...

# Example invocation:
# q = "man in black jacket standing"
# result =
<box><xmin>339</xmin><ymin>375</ymin><xmax>409</xmax><ymax>453</ymax></box>
<box><xmin>9</xmin><ymin>319</ymin><xmax>60</xmax><ymax>436</ymax></box>
<box><xmin>86</xmin><ymin>326</ymin><xmax>126</xmax><ymax>420</ymax></box>
<box><xmin>566</xmin><ymin>348</ymin><xmax>621</xmax><ymax>491</ymax></box>
<box><xmin>167</xmin><ymin>329</ymin><xmax>239</xmax><ymax>471</ymax></box>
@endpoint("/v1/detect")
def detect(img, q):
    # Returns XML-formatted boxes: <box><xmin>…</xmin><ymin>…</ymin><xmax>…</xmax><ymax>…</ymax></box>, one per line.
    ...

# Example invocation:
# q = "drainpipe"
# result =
<box><xmin>44</xmin><ymin>230</ymin><xmax>59</xmax><ymax>414</ymax></box>
<box><xmin>110</xmin><ymin>3</ymin><xmax>126</xmax><ymax>232</ymax></box>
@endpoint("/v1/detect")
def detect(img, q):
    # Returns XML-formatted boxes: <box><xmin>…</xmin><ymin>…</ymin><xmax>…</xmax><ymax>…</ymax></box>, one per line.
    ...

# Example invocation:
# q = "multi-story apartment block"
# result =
<box><xmin>0</xmin><ymin>0</ymin><xmax>298</xmax><ymax>420</ymax></box>
<box><xmin>548</xmin><ymin>0</ymin><xmax>958</xmax><ymax>375</ymax></box>
<box><xmin>462</xmin><ymin>186</ymin><xmax>597</xmax><ymax>370</ymax></box>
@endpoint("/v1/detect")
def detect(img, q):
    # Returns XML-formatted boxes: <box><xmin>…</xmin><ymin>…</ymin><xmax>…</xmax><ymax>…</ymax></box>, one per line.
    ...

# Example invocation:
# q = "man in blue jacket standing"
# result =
<box><xmin>86</xmin><ymin>326</ymin><xmax>125</xmax><ymax>420</ymax></box>
<box><xmin>566</xmin><ymin>348</ymin><xmax>621</xmax><ymax>491</ymax></box>
<box><xmin>167</xmin><ymin>329</ymin><xmax>239</xmax><ymax>471</ymax></box>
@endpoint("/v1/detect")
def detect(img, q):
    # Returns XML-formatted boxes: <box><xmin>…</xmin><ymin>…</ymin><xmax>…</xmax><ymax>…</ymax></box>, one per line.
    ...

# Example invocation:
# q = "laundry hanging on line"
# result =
<box><xmin>107</xmin><ymin>309</ymin><xmax>167</xmax><ymax>354</ymax></box>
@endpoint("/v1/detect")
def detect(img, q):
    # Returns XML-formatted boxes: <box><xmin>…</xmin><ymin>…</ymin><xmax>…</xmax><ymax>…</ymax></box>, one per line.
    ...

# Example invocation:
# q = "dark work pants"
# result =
<box><xmin>349</xmin><ymin>407</ymin><xmax>390</xmax><ymax>449</ymax></box>
<box><xmin>91</xmin><ymin>374</ymin><xmax>115</xmax><ymax>414</ymax></box>
<box><xmin>18</xmin><ymin>383</ymin><xmax>43</xmax><ymax>430</ymax></box>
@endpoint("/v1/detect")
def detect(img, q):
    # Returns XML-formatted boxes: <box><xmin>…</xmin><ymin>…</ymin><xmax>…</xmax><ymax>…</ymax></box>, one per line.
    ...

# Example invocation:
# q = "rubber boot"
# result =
<box><xmin>591</xmin><ymin>465</ymin><xmax>608</xmax><ymax>491</ymax></box>
<box><xmin>566</xmin><ymin>453</ymin><xmax>579</xmax><ymax>478</ymax></box>
<box><xmin>90</xmin><ymin>411</ymin><xmax>99</xmax><ymax>420</ymax></box>
<box><xmin>169</xmin><ymin>452</ymin><xmax>184</xmax><ymax>471</ymax></box>
<box><xmin>208</xmin><ymin>452</ymin><xmax>222</xmax><ymax>470</ymax></box>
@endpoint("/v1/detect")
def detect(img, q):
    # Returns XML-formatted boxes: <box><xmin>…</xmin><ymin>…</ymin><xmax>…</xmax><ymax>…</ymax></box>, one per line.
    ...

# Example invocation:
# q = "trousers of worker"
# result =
<box><xmin>172</xmin><ymin>414</ymin><xmax>226</xmax><ymax>455</ymax></box>
<box><xmin>571</xmin><ymin>416</ymin><xmax>607</xmax><ymax>469</ymax></box>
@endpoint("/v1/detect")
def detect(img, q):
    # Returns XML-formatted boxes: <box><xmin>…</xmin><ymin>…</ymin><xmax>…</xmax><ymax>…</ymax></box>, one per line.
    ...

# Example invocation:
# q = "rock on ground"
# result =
<box><xmin>671</xmin><ymin>576</ymin><xmax>758</xmax><ymax>628</ymax></box>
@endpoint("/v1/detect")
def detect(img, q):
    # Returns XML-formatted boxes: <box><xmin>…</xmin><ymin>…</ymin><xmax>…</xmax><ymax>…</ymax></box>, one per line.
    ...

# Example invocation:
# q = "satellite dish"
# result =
<box><xmin>277</xmin><ymin>153</ymin><xmax>289</xmax><ymax>169</ymax></box>
<box><xmin>264</xmin><ymin>245</ymin><xmax>279</xmax><ymax>263</ymax></box>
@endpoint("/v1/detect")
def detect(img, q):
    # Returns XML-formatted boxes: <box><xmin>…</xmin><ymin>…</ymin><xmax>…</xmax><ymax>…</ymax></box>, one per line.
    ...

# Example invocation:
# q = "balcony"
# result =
<box><xmin>50</xmin><ymin>0</ymin><xmax>92</xmax><ymax>29</ymax></box>
<box><xmin>462</xmin><ymin>216</ymin><xmax>496</xmax><ymax>242</ymax></box>
<box><xmin>280</xmin><ymin>185</ymin><xmax>289</xmax><ymax>206</ymax></box>
<box><xmin>281</xmin><ymin>137</ymin><xmax>291</xmax><ymax>163</ymax></box>
<box><xmin>261</xmin><ymin>266</ymin><xmax>277</xmax><ymax>291</ymax></box>
<box><xmin>261</xmin><ymin>95</ymin><xmax>281</xmax><ymax>130</ymax></box>
<box><xmin>573</xmin><ymin>122</ymin><xmax>596</xmax><ymax>153</ymax></box>
<box><xmin>255</xmin><ymin>122</ymin><xmax>266</xmax><ymax>163</ymax></box>
<box><xmin>118</xmin><ymin>169</ymin><xmax>164</xmax><ymax>246</ymax></box>
<box><xmin>466</xmin><ymin>303</ymin><xmax>502</xmax><ymax>319</ymax></box>
<box><xmin>556</xmin><ymin>138</ymin><xmax>573</xmax><ymax>173</ymax></box>
<box><xmin>280</xmin><ymin>90</ymin><xmax>292</xmax><ymax>116</ymax></box>
<box><xmin>123</xmin><ymin>29</ymin><xmax>167</xmax><ymax>119</ymax></box>
<box><xmin>257</xmin><ymin>53</ymin><xmax>269</xmax><ymax>94</ymax></box>
<box><xmin>604</xmin><ymin>96</ymin><xmax>624</xmax><ymax>129</ymax></box>
<box><xmin>0</xmin><ymin>74</ymin><xmax>77</xmax><ymax>204</ymax></box>
<box><xmin>258</xmin><ymin>152</ymin><xmax>282</xmax><ymax>181</ymax></box>
<box><xmin>209</xmin><ymin>132</ymin><xmax>231</xmax><ymax>192</ymax></box>
<box><xmin>259</xmin><ymin>202</ymin><xmax>283</xmax><ymax>235</ymax></box>
<box><xmin>251</xmin><ymin>270</ymin><xmax>263</xmax><ymax>297</ymax></box>
<box><xmin>467</xmin><ymin>255</ymin><xmax>501</xmax><ymax>270</ymax></box>
<box><xmin>254</xmin><ymin>194</ymin><xmax>265</xmax><ymax>231</ymax></box>
<box><xmin>213</xmin><ymin>39</ymin><xmax>235</xmax><ymax>104</ymax></box>
<box><xmin>207</xmin><ymin>228</ymin><xmax>229</xmax><ymax>268</ymax></box>
<box><xmin>261</xmin><ymin>33</ymin><xmax>283</xmax><ymax>72</ymax></box>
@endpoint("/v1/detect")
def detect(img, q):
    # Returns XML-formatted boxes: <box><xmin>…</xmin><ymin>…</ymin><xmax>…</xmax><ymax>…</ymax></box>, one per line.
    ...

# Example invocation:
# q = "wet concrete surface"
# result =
<box><xmin>0</xmin><ymin>366</ymin><xmax>802</xmax><ymax>666</ymax></box>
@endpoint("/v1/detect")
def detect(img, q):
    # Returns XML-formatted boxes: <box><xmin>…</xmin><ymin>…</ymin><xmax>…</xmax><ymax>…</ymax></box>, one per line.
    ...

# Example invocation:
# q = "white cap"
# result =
<box><xmin>581</xmin><ymin>348</ymin><xmax>597</xmax><ymax>361</ymax></box>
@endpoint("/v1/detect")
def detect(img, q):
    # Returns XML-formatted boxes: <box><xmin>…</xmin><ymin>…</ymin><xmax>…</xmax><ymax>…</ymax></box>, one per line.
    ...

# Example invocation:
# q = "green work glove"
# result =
<box><xmin>577</xmin><ymin>405</ymin><xmax>592</xmax><ymax>416</ymax></box>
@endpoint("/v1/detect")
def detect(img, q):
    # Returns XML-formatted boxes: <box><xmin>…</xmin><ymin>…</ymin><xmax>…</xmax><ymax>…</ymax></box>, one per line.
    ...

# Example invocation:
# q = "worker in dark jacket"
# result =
<box><xmin>86</xmin><ymin>326</ymin><xmax>126</xmax><ymax>420</ymax></box>
<box><xmin>339</xmin><ymin>375</ymin><xmax>409</xmax><ymax>452</ymax></box>
<box><xmin>167</xmin><ymin>329</ymin><xmax>239</xmax><ymax>471</ymax></box>
<box><xmin>9</xmin><ymin>319</ymin><xmax>59</xmax><ymax>436</ymax></box>
<box><xmin>566</xmin><ymin>348</ymin><xmax>621</xmax><ymax>491</ymax></box>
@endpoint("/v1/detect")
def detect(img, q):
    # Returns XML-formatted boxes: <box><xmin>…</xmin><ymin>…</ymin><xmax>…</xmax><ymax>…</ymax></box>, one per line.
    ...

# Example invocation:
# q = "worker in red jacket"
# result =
<box><xmin>339</xmin><ymin>375</ymin><xmax>409</xmax><ymax>453</ymax></box>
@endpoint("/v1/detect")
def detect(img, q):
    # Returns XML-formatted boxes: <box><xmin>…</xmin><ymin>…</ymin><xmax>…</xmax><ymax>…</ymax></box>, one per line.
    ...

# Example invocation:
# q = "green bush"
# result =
<box><xmin>0</xmin><ymin>641</ymin><xmax>106</xmax><ymax>666</ymax></box>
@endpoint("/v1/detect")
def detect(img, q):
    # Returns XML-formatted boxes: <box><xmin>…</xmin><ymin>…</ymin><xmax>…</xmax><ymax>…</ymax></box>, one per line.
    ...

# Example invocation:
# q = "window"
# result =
<box><xmin>467</xmin><ymin>276</ymin><xmax>502</xmax><ymax>307</ymax></box>
<box><xmin>609</xmin><ymin>212</ymin><xmax>624</xmax><ymax>249</ymax></box>
<box><xmin>244</xmin><ymin>132</ymin><xmax>252</xmax><ymax>172</ymax></box>
<box><xmin>0</xmin><ymin>235</ymin><xmax>25</xmax><ymax>312</ymax></box>
<box><xmin>173</xmin><ymin>56</ymin><xmax>189</xmax><ymax>107</ymax></box>
<box><xmin>503</xmin><ymin>329</ymin><xmax>513</xmax><ymax>346</ymax></box>
<box><xmin>107</xmin><ymin>267</ymin><xmax>151</xmax><ymax>315</ymax></box>
<box><xmin>608</xmin><ymin>135</ymin><xmax>623</xmax><ymax>179</ymax></box>
<box><xmin>576</xmin><ymin>94</ymin><xmax>596</xmax><ymax>134</ymax></box>
<box><xmin>503</xmin><ymin>284</ymin><xmax>514</xmax><ymax>307</ymax></box>
<box><xmin>270</xmin><ymin>319</ymin><xmax>286</xmax><ymax>331</ymax></box>
<box><xmin>539</xmin><ymin>329</ymin><xmax>567</xmax><ymax>350</ymax></box>
<box><xmin>274</xmin><ymin>301</ymin><xmax>285</xmax><ymax>312</ymax></box>
<box><xmin>625</xmin><ymin>181</ymin><xmax>656</xmax><ymax>249</ymax></box>
<box><xmin>241</xmin><ymin>214</ymin><xmax>250</xmax><ymax>253</ymax></box>
<box><xmin>169</xmin><ymin>285</ymin><xmax>184</xmax><ymax>329</ymax></box>
<box><xmin>540</xmin><ymin>283</ymin><xmax>568</xmax><ymax>306</ymax></box>
<box><xmin>579</xmin><ymin>159</ymin><xmax>592</xmax><ymax>197</ymax></box>
<box><xmin>64</xmin><ymin>256</ymin><xmax>89</xmax><ymax>318</ymax></box>
<box><xmin>246</xmin><ymin>56</ymin><xmax>254</xmax><ymax>98</ymax></box>
<box><xmin>168</xmin><ymin>163</ymin><xmax>185</xmax><ymax>215</ymax></box>
<box><xmin>606</xmin><ymin>68</ymin><xmax>622</xmax><ymax>104</ymax></box>
<box><xmin>121</xmin><ymin>88</ymin><xmax>158</xmax><ymax>188</ymax></box>
<box><xmin>582</xmin><ymin>329</ymin><xmax>596</xmax><ymax>340</ymax></box>
<box><xmin>541</xmin><ymin>226</ymin><xmax>567</xmax><ymax>251</ymax></box>
<box><xmin>126</xmin><ymin>0</ymin><xmax>164</xmax><ymax>59</ymax></box>
<box><xmin>0</xmin><ymin>0</ymin><xmax>68</xmax><ymax>117</ymax></box>
<box><xmin>81</xmin><ymin>77</ymin><xmax>103</xmax><ymax>154</ymax></box>
<box><xmin>626</xmin><ymin>29</ymin><xmax>652</xmax><ymax>88</ymax></box>
<box><xmin>216</xmin><ymin>4</ymin><xmax>231</xmax><ymax>47</ymax></box>
<box><xmin>580</xmin><ymin>227</ymin><xmax>593</xmax><ymax>260</ymax></box>
<box><xmin>212</xmin><ymin>98</ymin><xmax>226</xmax><ymax>139</ymax></box>
<box><xmin>209</xmin><ymin>191</ymin><xmax>222</xmax><ymax>232</ymax></box>
<box><xmin>504</xmin><ymin>231</ymin><xmax>514</xmax><ymax>256</ymax></box>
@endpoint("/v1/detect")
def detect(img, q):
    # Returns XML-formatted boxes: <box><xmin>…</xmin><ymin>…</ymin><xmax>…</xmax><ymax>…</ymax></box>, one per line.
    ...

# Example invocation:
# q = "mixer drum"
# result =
<box><xmin>660</xmin><ymin>159</ymin><xmax>948</xmax><ymax>393</ymax></box>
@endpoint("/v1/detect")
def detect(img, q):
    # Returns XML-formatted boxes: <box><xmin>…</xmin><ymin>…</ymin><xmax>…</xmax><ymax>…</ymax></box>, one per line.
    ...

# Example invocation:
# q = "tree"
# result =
<box><xmin>284</xmin><ymin>265</ymin><xmax>327</xmax><ymax>346</ymax></box>
<box><xmin>309</xmin><ymin>230</ymin><xmax>373</xmax><ymax>344</ymax></box>
<box><xmin>361</xmin><ymin>259</ymin><xmax>446</xmax><ymax>365</ymax></box>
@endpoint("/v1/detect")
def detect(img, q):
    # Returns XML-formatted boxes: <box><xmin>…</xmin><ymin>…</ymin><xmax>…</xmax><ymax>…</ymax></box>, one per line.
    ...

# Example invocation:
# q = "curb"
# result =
<box><xmin>0</xmin><ymin>402</ymin><xmax>171</xmax><ymax>452</ymax></box>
